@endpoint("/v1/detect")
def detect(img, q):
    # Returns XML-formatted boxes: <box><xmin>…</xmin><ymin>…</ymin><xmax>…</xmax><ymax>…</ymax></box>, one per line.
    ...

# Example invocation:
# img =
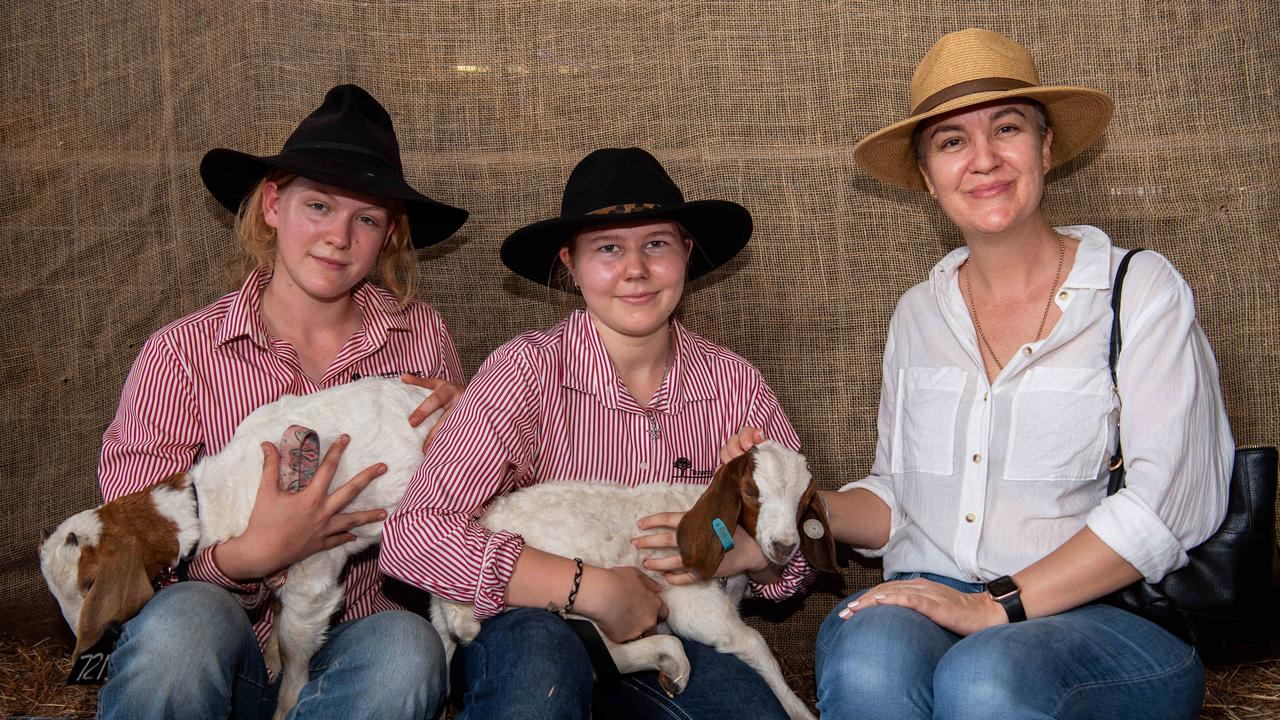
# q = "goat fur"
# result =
<box><xmin>39</xmin><ymin>377</ymin><xmax>439</xmax><ymax>720</ymax></box>
<box><xmin>432</xmin><ymin>440</ymin><xmax>835</xmax><ymax>720</ymax></box>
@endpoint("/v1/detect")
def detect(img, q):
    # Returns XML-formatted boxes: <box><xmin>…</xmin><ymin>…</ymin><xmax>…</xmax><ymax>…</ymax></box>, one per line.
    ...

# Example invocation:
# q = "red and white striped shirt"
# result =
<box><xmin>99</xmin><ymin>267</ymin><xmax>464</xmax><ymax>648</ymax></box>
<box><xmin>381</xmin><ymin>309</ymin><xmax>813</xmax><ymax>619</ymax></box>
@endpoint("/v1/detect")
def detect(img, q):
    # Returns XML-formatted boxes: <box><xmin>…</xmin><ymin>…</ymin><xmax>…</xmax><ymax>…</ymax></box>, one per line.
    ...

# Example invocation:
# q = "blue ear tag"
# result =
<box><xmin>711</xmin><ymin>518</ymin><xmax>735</xmax><ymax>550</ymax></box>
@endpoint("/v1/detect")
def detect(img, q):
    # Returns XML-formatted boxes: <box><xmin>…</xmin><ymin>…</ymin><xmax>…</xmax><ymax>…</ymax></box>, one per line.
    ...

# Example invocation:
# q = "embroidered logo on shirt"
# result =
<box><xmin>351</xmin><ymin>370</ymin><xmax>425</xmax><ymax>381</ymax></box>
<box><xmin>674</xmin><ymin>457</ymin><xmax>713</xmax><ymax>479</ymax></box>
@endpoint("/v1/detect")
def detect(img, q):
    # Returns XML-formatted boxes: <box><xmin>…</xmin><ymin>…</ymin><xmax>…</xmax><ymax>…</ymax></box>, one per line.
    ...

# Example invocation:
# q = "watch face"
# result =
<box><xmin>986</xmin><ymin>575</ymin><xmax>1018</xmax><ymax>598</ymax></box>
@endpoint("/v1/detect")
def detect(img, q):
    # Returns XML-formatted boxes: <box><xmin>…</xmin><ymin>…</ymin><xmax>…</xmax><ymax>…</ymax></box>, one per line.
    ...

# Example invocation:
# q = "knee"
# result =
<box><xmin>355</xmin><ymin>613</ymin><xmax>446</xmax><ymax>695</ymax></box>
<box><xmin>462</xmin><ymin>609</ymin><xmax>593</xmax><ymax>715</ymax></box>
<box><xmin>816</xmin><ymin>604</ymin><xmax>940</xmax><ymax>718</ymax></box>
<box><xmin>329</xmin><ymin>612</ymin><xmax>447</xmax><ymax>717</ymax></box>
<box><xmin>933</xmin><ymin>629</ymin><xmax>1028</xmax><ymax>719</ymax></box>
<box><xmin>117</xmin><ymin>582</ymin><xmax>249</xmax><ymax>669</ymax></box>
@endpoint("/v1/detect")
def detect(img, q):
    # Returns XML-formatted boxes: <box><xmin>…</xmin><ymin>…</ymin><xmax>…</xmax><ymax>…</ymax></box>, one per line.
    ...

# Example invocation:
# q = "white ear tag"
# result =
<box><xmin>803</xmin><ymin>518</ymin><xmax>825</xmax><ymax>540</ymax></box>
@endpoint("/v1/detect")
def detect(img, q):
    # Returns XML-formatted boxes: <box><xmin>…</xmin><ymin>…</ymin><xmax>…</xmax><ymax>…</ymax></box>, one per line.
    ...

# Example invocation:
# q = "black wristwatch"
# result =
<box><xmin>985</xmin><ymin>575</ymin><xmax>1026</xmax><ymax>623</ymax></box>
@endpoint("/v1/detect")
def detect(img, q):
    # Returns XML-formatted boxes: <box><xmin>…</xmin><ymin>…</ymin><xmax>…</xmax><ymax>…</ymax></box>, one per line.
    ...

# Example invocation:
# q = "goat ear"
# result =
<box><xmin>678</xmin><ymin>453</ymin><xmax>752</xmax><ymax>580</ymax></box>
<box><xmin>799</xmin><ymin>483</ymin><xmax>839</xmax><ymax>573</ymax></box>
<box><xmin>73</xmin><ymin>536</ymin><xmax>154</xmax><ymax>659</ymax></box>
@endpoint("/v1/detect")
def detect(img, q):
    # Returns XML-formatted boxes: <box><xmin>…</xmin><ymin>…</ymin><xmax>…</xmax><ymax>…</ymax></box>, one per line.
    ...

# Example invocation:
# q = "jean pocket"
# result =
<box><xmin>1004</xmin><ymin>366</ymin><xmax>1116</xmax><ymax>481</ymax></box>
<box><xmin>892</xmin><ymin>366</ymin><xmax>966</xmax><ymax>476</ymax></box>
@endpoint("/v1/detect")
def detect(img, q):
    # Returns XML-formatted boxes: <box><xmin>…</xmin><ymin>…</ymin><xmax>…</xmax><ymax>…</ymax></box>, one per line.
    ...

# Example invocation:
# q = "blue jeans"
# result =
<box><xmin>97</xmin><ymin>582</ymin><xmax>446</xmax><ymax>720</ymax></box>
<box><xmin>453</xmin><ymin>607</ymin><xmax>790</xmax><ymax>720</ymax></box>
<box><xmin>815</xmin><ymin>573</ymin><xmax>1204</xmax><ymax>720</ymax></box>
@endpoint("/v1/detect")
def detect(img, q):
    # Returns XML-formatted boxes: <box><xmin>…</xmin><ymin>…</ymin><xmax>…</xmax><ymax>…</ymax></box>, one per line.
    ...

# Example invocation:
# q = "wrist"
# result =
<box><xmin>214</xmin><ymin>537</ymin><xmax>269</xmax><ymax>581</ymax></box>
<box><xmin>571</xmin><ymin>564</ymin><xmax>612</xmax><ymax>619</ymax></box>
<box><xmin>984</xmin><ymin>575</ymin><xmax>1026</xmax><ymax>624</ymax></box>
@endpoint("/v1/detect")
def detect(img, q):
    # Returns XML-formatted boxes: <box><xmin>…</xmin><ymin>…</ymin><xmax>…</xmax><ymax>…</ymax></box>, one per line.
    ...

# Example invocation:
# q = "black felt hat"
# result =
<box><xmin>200</xmin><ymin>84</ymin><xmax>467</xmax><ymax>248</ymax></box>
<box><xmin>501</xmin><ymin>148</ymin><xmax>752</xmax><ymax>287</ymax></box>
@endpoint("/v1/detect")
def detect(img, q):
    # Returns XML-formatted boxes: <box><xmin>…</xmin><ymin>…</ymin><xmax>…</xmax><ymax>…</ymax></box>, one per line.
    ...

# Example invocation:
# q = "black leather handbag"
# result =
<box><xmin>1104</xmin><ymin>249</ymin><xmax>1279</xmax><ymax>662</ymax></box>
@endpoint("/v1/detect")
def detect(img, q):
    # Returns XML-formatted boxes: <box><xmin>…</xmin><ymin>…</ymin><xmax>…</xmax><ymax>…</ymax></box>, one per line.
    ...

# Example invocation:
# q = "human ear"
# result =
<box><xmin>262</xmin><ymin>181</ymin><xmax>282</xmax><ymax>229</ymax></box>
<box><xmin>558</xmin><ymin>245</ymin><xmax>577</xmax><ymax>284</ymax></box>
<box><xmin>919</xmin><ymin>164</ymin><xmax>938</xmax><ymax>199</ymax></box>
<box><xmin>1041</xmin><ymin>127</ymin><xmax>1054</xmax><ymax>171</ymax></box>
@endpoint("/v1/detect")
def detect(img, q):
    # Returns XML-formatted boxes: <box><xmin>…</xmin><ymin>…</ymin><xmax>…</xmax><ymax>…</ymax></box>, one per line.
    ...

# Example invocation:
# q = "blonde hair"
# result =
<box><xmin>232</xmin><ymin>170</ymin><xmax>419</xmax><ymax>307</ymax></box>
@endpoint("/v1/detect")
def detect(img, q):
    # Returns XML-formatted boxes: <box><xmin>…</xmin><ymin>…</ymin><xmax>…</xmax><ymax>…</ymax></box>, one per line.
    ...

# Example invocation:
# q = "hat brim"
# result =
<box><xmin>852</xmin><ymin>85</ymin><xmax>1114</xmax><ymax>190</ymax></box>
<box><xmin>199</xmin><ymin>148</ymin><xmax>468</xmax><ymax>249</ymax></box>
<box><xmin>500</xmin><ymin>200</ymin><xmax>753</xmax><ymax>289</ymax></box>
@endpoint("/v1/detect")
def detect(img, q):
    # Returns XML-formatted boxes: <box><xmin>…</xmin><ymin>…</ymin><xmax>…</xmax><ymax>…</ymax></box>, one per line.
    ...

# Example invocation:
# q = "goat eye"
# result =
<box><xmin>66</xmin><ymin>533</ymin><xmax>78</xmax><ymax>547</ymax></box>
<box><xmin>80</xmin><ymin>576</ymin><xmax>94</xmax><ymax>592</ymax></box>
<box><xmin>743</xmin><ymin>487</ymin><xmax>759</xmax><ymax>500</ymax></box>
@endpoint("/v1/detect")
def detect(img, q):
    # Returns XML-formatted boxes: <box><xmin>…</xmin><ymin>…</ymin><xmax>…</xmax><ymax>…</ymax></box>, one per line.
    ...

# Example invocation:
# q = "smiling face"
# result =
<box><xmin>916</xmin><ymin>100</ymin><xmax>1053</xmax><ymax>239</ymax></box>
<box><xmin>262</xmin><ymin>177</ymin><xmax>395</xmax><ymax>304</ymax></box>
<box><xmin>558</xmin><ymin>220</ymin><xmax>693</xmax><ymax>341</ymax></box>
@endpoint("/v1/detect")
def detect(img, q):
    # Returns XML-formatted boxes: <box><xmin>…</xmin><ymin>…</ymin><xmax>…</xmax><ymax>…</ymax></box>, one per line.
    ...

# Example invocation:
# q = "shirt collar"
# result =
<box><xmin>214</xmin><ymin>268</ymin><xmax>410</xmax><ymax>350</ymax></box>
<box><xmin>928</xmin><ymin>224</ymin><xmax>1115</xmax><ymax>295</ymax></box>
<box><xmin>559</xmin><ymin>309</ymin><xmax>715</xmax><ymax>412</ymax></box>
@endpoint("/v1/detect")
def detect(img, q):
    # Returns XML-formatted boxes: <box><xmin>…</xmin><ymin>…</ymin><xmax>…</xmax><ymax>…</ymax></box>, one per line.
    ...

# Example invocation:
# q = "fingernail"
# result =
<box><xmin>847</xmin><ymin>600</ymin><xmax>859</xmax><ymax>608</ymax></box>
<box><xmin>378</xmin><ymin>463</ymin><xmax>387</xmax><ymax>472</ymax></box>
<box><xmin>838</xmin><ymin>608</ymin><xmax>853</xmax><ymax>620</ymax></box>
<box><xmin>874</xmin><ymin>594</ymin><xmax>886</xmax><ymax>600</ymax></box>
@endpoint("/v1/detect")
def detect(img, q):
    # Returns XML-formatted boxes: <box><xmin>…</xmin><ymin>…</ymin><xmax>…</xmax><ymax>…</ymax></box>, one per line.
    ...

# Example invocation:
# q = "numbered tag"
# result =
<box><xmin>711</xmin><ymin>518</ymin><xmax>735</xmax><ymax>551</ymax></box>
<box><xmin>67</xmin><ymin>622</ymin><xmax>121</xmax><ymax>685</ymax></box>
<box><xmin>803</xmin><ymin>518</ymin><xmax>826</xmax><ymax>540</ymax></box>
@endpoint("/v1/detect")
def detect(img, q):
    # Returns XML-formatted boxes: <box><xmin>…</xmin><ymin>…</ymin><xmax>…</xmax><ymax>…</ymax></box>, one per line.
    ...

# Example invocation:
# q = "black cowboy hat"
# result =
<box><xmin>501</xmin><ymin>148</ymin><xmax>753</xmax><ymax>288</ymax></box>
<box><xmin>200</xmin><ymin>84</ymin><xmax>468</xmax><ymax>248</ymax></box>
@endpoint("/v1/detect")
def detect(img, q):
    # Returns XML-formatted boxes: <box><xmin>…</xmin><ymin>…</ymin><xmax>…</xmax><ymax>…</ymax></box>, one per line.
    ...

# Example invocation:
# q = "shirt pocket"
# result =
<box><xmin>1004</xmin><ymin>367</ymin><xmax>1115</xmax><ymax>482</ymax></box>
<box><xmin>892</xmin><ymin>366</ymin><xmax>966</xmax><ymax>476</ymax></box>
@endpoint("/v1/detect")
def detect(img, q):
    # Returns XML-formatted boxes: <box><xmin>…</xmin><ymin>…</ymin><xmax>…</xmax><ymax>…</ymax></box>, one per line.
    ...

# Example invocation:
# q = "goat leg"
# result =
<box><xmin>271</xmin><ymin>551</ymin><xmax>348</xmax><ymax>720</ymax></box>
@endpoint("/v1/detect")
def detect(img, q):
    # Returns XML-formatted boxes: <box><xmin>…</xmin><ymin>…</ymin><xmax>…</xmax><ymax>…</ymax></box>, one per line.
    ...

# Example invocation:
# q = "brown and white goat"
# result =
<box><xmin>39</xmin><ymin>377</ymin><xmax>439</xmax><ymax>720</ymax></box>
<box><xmin>432</xmin><ymin>440</ymin><xmax>837</xmax><ymax>720</ymax></box>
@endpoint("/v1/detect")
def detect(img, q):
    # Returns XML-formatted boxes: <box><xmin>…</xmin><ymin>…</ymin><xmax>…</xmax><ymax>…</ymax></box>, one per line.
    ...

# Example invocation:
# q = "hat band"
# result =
<box><xmin>585</xmin><ymin>203</ymin><xmax>663</xmax><ymax>216</ymax></box>
<box><xmin>911</xmin><ymin>77</ymin><xmax>1035</xmax><ymax>116</ymax></box>
<box><xmin>286</xmin><ymin>140</ymin><xmax>402</xmax><ymax>170</ymax></box>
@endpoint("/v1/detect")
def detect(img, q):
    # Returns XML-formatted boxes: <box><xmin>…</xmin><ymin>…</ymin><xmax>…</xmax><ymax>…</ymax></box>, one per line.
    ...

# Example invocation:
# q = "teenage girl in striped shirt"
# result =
<box><xmin>381</xmin><ymin>148</ymin><xmax>814</xmax><ymax>719</ymax></box>
<box><xmin>95</xmin><ymin>85</ymin><xmax>467</xmax><ymax>720</ymax></box>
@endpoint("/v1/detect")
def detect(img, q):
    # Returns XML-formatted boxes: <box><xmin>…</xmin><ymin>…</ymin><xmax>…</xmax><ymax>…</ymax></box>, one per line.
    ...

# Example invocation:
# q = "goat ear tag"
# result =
<box><xmin>803</xmin><ymin>518</ymin><xmax>826</xmax><ymax>540</ymax></box>
<box><xmin>67</xmin><ymin>622</ymin><xmax>121</xmax><ymax>685</ymax></box>
<box><xmin>711</xmin><ymin>518</ymin><xmax>735</xmax><ymax>550</ymax></box>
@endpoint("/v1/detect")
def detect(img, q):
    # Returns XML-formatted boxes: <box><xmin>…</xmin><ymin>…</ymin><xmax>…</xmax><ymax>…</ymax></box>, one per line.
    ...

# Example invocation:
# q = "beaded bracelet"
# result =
<box><xmin>549</xmin><ymin>557</ymin><xmax>585</xmax><ymax>617</ymax></box>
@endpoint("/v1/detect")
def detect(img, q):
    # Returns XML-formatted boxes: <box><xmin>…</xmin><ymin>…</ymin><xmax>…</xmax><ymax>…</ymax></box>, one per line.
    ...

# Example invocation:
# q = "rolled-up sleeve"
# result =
<box><xmin>1085</xmin><ymin>253</ymin><xmax>1234</xmax><ymax>583</ymax></box>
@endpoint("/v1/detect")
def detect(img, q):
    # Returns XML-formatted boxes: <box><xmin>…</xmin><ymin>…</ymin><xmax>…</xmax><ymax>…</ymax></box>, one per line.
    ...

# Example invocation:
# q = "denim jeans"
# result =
<box><xmin>453</xmin><ymin>607</ymin><xmax>790</xmax><ymax>720</ymax></box>
<box><xmin>97</xmin><ymin>582</ymin><xmax>447</xmax><ymax>720</ymax></box>
<box><xmin>815</xmin><ymin>573</ymin><xmax>1204</xmax><ymax>720</ymax></box>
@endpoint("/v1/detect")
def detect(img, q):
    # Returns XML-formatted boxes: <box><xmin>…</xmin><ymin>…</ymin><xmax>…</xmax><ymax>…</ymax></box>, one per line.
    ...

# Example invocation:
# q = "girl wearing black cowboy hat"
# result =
<box><xmin>95</xmin><ymin>84</ymin><xmax>468</xmax><ymax>720</ymax></box>
<box><xmin>382</xmin><ymin>148</ymin><xmax>829</xmax><ymax>719</ymax></box>
<box><xmin>808</xmin><ymin>29</ymin><xmax>1231</xmax><ymax>719</ymax></box>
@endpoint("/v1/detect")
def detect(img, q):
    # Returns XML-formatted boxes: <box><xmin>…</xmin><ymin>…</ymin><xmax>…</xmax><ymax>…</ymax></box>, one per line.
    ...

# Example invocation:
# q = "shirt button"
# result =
<box><xmin>964</xmin><ymin>513</ymin><xmax>977</xmax><ymax>523</ymax></box>
<box><xmin>972</xmin><ymin>453</ymin><xmax>982</xmax><ymax>463</ymax></box>
<box><xmin>639</xmin><ymin>462</ymin><xmax>649</xmax><ymax>470</ymax></box>
<box><xmin>1058</xmin><ymin>291</ymin><xmax>1069</xmax><ymax>301</ymax></box>
<box><xmin>982</xmin><ymin>391</ymin><xmax>989</xmax><ymax>402</ymax></box>
<box><xmin>1023</xmin><ymin>346</ymin><xmax>1033</xmax><ymax>356</ymax></box>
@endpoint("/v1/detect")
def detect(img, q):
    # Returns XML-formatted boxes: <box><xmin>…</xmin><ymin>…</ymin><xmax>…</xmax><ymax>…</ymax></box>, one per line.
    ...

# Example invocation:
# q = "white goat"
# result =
<box><xmin>432</xmin><ymin>440</ymin><xmax>837</xmax><ymax>720</ymax></box>
<box><xmin>39</xmin><ymin>377</ymin><xmax>439</xmax><ymax>720</ymax></box>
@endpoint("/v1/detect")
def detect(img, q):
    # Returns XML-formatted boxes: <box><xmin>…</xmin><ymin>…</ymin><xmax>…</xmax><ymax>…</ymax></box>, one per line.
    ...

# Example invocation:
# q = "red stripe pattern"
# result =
<box><xmin>381</xmin><ymin>309</ymin><xmax>814</xmax><ymax>619</ymax></box>
<box><xmin>98</xmin><ymin>268</ymin><xmax>464</xmax><ymax>649</ymax></box>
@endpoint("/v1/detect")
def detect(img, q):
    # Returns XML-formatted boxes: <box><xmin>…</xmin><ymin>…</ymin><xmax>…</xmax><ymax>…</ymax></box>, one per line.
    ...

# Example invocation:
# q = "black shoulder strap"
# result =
<box><xmin>1109</xmin><ymin>248</ymin><xmax>1145</xmax><ymax>386</ymax></box>
<box><xmin>1107</xmin><ymin>248</ymin><xmax>1145</xmax><ymax>495</ymax></box>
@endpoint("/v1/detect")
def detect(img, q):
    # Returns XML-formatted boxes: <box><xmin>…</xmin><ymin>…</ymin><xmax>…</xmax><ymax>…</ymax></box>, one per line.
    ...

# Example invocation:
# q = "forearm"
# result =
<box><xmin>823</xmin><ymin>488</ymin><xmax>892</xmax><ymax>550</ymax></box>
<box><xmin>1014</xmin><ymin>526</ymin><xmax>1141</xmax><ymax>619</ymax></box>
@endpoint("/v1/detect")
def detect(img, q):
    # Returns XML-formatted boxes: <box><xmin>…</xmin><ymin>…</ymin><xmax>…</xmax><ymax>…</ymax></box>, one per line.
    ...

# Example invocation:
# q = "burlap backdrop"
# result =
<box><xmin>2</xmin><ymin>0</ymin><xmax>1276</xmax><ymax>676</ymax></box>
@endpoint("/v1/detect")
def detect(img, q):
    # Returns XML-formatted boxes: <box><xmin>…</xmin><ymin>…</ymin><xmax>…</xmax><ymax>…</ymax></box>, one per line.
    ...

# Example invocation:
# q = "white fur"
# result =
<box><xmin>40</xmin><ymin>377</ymin><xmax>439</xmax><ymax>720</ymax></box>
<box><xmin>40</xmin><ymin>510</ymin><xmax>103</xmax><ymax>633</ymax></box>
<box><xmin>432</xmin><ymin>440</ymin><xmax>817</xmax><ymax>720</ymax></box>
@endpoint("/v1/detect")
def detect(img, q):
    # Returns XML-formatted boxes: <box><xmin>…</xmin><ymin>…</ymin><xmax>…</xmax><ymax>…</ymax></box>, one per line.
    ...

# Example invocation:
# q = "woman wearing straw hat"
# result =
<box><xmin>96</xmin><ymin>84</ymin><xmax>467</xmax><ymax>719</ymax></box>
<box><xmin>381</xmin><ymin>147</ymin><xmax>816</xmax><ymax>719</ymax></box>
<box><xmin>801</xmin><ymin>29</ymin><xmax>1233</xmax><ymax>718</ymax></box>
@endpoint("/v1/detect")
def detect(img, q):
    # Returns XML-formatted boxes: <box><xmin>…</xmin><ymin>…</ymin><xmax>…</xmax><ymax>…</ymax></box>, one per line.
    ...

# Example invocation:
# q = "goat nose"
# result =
<box><xmin>769</xmin><ymin>540</ymin><xmax>797</xmax><ymax>562</ymax></box>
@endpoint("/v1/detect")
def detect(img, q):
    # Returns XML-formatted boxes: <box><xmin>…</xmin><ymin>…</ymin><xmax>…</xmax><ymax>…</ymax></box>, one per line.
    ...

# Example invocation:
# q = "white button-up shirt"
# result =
<box><xmin>844</xmin><ymin>225</ymin><xmax>1234</xmax><ymax>585</ymax></box>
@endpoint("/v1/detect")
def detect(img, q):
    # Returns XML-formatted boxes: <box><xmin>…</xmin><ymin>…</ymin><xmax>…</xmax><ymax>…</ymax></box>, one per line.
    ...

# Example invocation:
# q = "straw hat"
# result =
<box><xmin>853</xmin><ymin>28</ymin><xmax>1114</xmax><ymax>190</ymax></box>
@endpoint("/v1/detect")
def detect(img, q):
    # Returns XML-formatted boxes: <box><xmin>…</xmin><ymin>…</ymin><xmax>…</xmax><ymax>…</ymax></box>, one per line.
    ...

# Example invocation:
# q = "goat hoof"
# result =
<box><xmin>658</xmin><ymin>672</ymin><xmax>683</xmax><ymax>698</ymax></box>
